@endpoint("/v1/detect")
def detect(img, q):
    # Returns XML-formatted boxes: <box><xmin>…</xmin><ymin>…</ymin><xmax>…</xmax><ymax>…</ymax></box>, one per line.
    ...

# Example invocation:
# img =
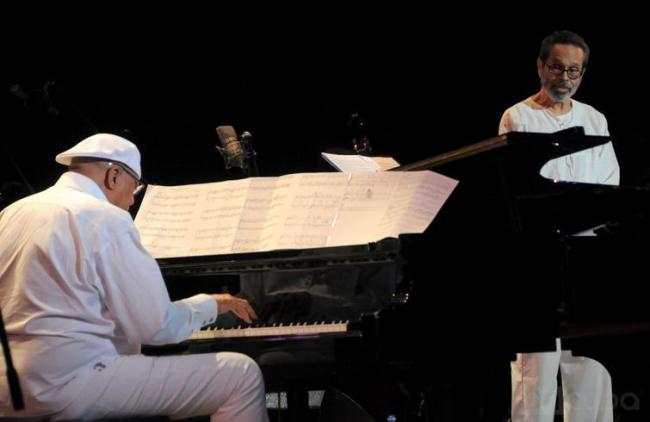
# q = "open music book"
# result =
<box><xmin>134</xmin><ymin>171</ymin><xmax>458</xmax><ymax>258</ymax></box>
<box><xmin>321</xmin><ymin>152</ymin><xmax>400</xmax><ymax>172</ymax></box>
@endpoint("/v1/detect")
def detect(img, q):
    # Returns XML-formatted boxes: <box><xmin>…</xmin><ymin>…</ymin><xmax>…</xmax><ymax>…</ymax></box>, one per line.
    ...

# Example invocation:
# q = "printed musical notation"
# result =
<box><xmin>134</xmin><ymin>172</ymin><xmax>458</xmax><ymax>258</ymax></box>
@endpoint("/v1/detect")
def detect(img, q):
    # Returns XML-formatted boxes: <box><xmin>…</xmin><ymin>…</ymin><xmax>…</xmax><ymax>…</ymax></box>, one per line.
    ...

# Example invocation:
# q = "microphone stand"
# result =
<box><xmin>241</xmin><ymin>131</ymin><xmax>259</xmax><ymax>177</ymax></box>
<box><xmin>1</xmin><ymin>137</ymin><xmax>35</xmax><ymax>196</ymax></box>
<box><xmin>0</xmin><ymin>307</ymin><xmax>24</xmax><ymax>410</ymax></box>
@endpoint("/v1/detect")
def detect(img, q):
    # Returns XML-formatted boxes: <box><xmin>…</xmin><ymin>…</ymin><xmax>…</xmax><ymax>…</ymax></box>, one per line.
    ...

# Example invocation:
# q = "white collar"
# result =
<box><xmin>55</xmin><ymin>171</ymin><xmax>109</xmax><ymax>203</ymax></box>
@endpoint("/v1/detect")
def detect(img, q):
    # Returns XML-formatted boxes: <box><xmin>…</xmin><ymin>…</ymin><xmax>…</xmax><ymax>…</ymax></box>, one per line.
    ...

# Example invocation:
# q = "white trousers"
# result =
<box><xmin>511</xmin><ymin>339</ymin><xmax>613</xmax><ymax>422</ymax></box>
<box><xmin>53</xmin><ymin>352</ymin><xmax>269</xmax><ymax>422</ymax></box>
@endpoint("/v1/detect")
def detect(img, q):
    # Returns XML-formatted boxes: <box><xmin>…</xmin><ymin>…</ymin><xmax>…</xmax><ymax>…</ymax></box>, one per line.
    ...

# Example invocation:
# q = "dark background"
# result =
<box><xmin>2</xmin><ymin>12</ymin><xmax>650</xmax><ymax>207</ymax></box>
<box><xmin>3</xmin><ymin>11</ymin><xmax>650</xmax><ymax>420</ymax></box>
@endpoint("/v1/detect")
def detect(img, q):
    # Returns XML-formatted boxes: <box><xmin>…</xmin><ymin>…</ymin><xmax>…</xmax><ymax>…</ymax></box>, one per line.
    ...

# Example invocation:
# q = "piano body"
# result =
<box><xmin>145</xmin><ymin>128</ymin><xmax>650</xmax><ymax>421</ymax></box>
<box><xmin>154</xmin><ymin>239</ymin><xmax>403</xmax><ymax>357</ymax></box>
<box><xmin>147</xmin><ymin>240</ymin><xmax>407</xmax><ymax>421</ymax></box>
<box><xmin>395</xmin><ymin>127</ymin><xmax>650</xmax><ymax>420</ymax></box>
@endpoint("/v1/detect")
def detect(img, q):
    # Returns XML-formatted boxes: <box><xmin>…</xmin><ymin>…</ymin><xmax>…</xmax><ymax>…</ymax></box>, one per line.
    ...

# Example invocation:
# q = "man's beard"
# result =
<box><xmin>542</xmin><ymin>78</ymin><xmax>576</xmax><ymax>102</ymax></box>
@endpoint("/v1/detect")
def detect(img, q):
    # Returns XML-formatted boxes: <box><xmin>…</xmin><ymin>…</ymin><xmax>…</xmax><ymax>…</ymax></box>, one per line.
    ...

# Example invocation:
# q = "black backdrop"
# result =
<box><xmin>3</xmin><ymin>13</ymin><xmax>650</xmax><ymax>203</ymax></box>
<box><xmin>3</xmin><ymin>10</ymin><xmax>650</xmax><ymax>420</ymax></box>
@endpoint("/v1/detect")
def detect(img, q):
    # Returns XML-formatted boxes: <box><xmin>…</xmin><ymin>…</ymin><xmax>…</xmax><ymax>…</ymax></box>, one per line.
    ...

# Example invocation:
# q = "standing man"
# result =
<box><xmin>499</xmin><ymin>30</ymin><xmax>618</xmax><ymax>421</ymax></box>
<box><xmin>0</xmin><ymin>133</ymin><xmax>269</xmax><ymax>421</ymax></box>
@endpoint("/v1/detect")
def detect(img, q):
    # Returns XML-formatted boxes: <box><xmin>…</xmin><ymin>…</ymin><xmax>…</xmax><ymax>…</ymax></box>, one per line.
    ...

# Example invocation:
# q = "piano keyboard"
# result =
<box><xmin>188</xmin><ymin>321</ymin><xmax>350</xmax><ymax>341</ymax></box>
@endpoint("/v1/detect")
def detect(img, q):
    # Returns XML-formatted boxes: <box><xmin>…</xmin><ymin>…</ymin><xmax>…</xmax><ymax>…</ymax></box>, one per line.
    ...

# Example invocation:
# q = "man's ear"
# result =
<box><xmin>536</xmin><ymin>58</ymin><xmax>544</xmax><ymax>79</ymax></box>
<box><xmin>104</xmin><ymin>167</ymin><xmax>120</xmax><ymax>191</ymax></box>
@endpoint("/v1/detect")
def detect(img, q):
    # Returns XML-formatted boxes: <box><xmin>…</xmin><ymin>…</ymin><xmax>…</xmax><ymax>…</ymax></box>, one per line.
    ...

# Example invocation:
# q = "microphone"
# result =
<box><xmin>347</xmin><ymin>113</ymin><xmax>372</xmax><ymax>154</ymax></box>
<box><xmin>216</xmin><ymin>125</ymin><xmax>246</xmax><ymax>170</ymax></box>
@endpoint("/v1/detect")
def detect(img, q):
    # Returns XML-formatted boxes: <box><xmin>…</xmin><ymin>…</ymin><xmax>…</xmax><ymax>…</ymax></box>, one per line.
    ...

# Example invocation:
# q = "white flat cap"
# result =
<box><xmin>55</xmin><ymin>133</ymin><xmax>142</xmax><ymax>179</ymax></box>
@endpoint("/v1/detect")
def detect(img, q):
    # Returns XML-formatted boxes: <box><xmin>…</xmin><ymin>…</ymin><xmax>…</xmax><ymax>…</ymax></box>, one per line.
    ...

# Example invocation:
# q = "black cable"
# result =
<box><xmin>0</xmin><ymin>307</ymin><xmax>24</xmax><ymax>410</ymax></box>
<box><xmin>1</xmin><ymin>137</ymin><xmax>35</xmax><ymax>195</ymax></box>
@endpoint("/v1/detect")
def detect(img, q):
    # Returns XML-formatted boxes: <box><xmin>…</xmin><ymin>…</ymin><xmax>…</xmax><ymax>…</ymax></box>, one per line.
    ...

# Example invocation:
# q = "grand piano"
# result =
<box><xmin>144</xmin><ymin>128</ymin><xmax>650</xmax><ymax>421</ymax></box>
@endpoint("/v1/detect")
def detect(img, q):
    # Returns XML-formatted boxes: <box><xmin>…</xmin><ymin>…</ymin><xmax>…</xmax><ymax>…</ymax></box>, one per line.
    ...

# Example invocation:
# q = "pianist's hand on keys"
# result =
<box><xmin>212</xmin><ymin>293</ymin><xmax>258</xmax><ymax>324</ymax></box>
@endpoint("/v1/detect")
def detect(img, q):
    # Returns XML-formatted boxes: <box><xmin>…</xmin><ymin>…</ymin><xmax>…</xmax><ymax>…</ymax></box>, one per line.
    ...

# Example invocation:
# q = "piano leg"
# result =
<box><xmin>285</xmin><ymin>383</ymin><xmax>310</xmax><ymax>421</ymax></box>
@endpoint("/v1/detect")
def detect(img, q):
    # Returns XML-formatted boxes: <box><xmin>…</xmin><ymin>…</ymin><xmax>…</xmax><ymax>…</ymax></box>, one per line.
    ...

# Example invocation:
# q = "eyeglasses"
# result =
<box><xmin>545</xmin><ymin>63</ymin><xmax>584</xmax><ymax>80</ymax></box>
<box><xmin>105</xmin><ymin>161</ymin><xmax>146</xmax><ymax>195</ymax></box>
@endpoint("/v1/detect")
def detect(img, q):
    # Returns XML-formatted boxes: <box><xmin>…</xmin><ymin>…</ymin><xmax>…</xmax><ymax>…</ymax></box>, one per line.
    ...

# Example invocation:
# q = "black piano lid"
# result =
<box><xmin>392</xmin><ymin>126</ymin><xmax>611</xmax><ymax>174</ymax></box>
<box><xmin>389</xmin><ymin>127</ymin><xmax>650</xmax><ymax>235</ymax></box>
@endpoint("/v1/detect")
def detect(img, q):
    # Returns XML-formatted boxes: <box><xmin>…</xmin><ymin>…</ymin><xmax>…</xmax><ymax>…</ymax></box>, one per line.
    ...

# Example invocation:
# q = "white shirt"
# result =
<box><xmin>499</xmin><ymin>98</ymin><xmax>620</xmax><ymax>185</ymax></box>
<box><xmin>0</xmin><ymin>172</ymin><xmax>218</xmax><ymax>414</ymax></box>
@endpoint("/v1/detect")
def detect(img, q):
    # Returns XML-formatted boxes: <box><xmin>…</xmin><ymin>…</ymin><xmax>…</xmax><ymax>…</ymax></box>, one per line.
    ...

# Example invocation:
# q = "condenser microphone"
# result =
<box><xmin>216</xmin><ymin>125</ymin><xmax>246</xmax><ymax>170</ymax></box>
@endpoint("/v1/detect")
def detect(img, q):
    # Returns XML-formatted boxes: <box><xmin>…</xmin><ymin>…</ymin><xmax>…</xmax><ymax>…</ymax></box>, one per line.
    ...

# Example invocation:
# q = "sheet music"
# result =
<box><xmin>135</xmin><ymin>171</ymin><xmax>458</xmax><ymax>258</ymax></box>
<box><xmin>321</xmin><ymin>152</ymin><xmax>400</xmax><ymax>172</ymax></box>
<box><xmin>372</xmin><ymin>156</ymin><xmax>401</xmax><ymax>171</ymax></box>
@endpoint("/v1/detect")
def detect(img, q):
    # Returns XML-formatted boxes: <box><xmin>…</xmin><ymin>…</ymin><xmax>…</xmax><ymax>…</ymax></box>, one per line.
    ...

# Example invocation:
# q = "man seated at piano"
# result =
<box><xmin>499</xmin><ymin>30</ymin><xmax>619</xmax><ymax>422</ymax></box>
<box><xmin>0</xmin><ymin>134</ymin><xmax>269</xmax><ymax>421</ymax></box>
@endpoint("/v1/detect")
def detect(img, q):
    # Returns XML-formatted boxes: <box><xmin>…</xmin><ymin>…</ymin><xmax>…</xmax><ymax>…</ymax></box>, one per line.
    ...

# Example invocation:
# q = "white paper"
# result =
<box><xmin>134</xmin><ymin>171</ymin><xmax>458</xmax><ymax>258</ymax></box>
<box><xmin>321</xmin><ymin>152</ymin><xmax>400</xmax><ymax>172</ymax></box>
<box><xmin>371</xmin><ymin>156</ymin><xmax>402</xmax><ymax>171</ymax></box>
